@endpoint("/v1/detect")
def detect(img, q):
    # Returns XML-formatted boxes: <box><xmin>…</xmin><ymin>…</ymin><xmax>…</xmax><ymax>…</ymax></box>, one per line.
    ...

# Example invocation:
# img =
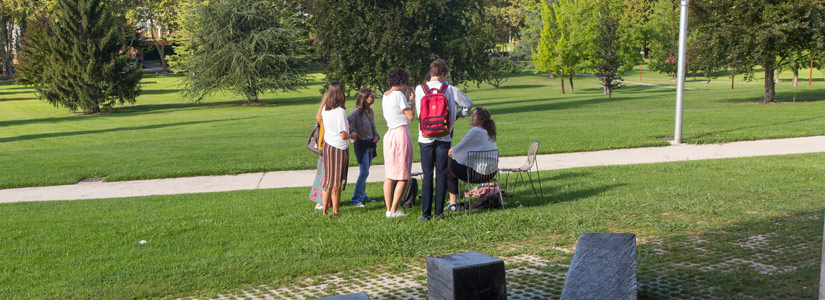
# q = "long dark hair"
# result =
<box><xmin>474</xmin><ymin>107</ymin><xmax>496</xmax><ymax>141</ymax></box>
<box><xmin>355</xmin><ymin>88</ymin><xmax>373</xmax><ymax>117</ymax></box>
<box><xmin>323</xmin><ymin>81</ymin><xmax>345</xmax><ymax>110</ymax></box>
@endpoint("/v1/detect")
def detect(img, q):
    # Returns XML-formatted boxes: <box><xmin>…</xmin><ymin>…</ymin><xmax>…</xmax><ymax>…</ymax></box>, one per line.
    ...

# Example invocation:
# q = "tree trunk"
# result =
<box><xmin>549</xmin><ymin>71</ymin><xmax>555</xmax><ymax>79</ymax></box>
<box><xmin>763</xmin><ymin>67</ymin><xmax>776</xmax><ymax>103</ymax></box>
<box><xmin>607</xmin><ymin>87</ymin><xmax>612</xmax><ymax>100</ymax></box>
<box><xmin>245</xmin><ymin>89</ymin><xmax>259</xmax><ymax>104</ymax></box>
<box><xmin>774</xmin><ymin>68</ymin><xmax>779</xmax><ymax>84</ymax></box>
<box><xmin>792</xmin><ymin>61</ymin><xmax>799</xmax><ymax>87</ymax></box>
<box><xmin>560</xmin><ymin>75</ymin><xmax>565</xmax><ymax>94</ymax></box>
<box><xmin>0</xmin><ymin>15</ymin><xmax>11</xmax><ymax>76</ymax></box>
<box><xmin>159</xmin><ymin>43</ymin><xmax>168</xmax><ymax>73</ymax></box>
<box><xmin>603</xmin><ymin>86</ymin><xmax>608</xmax><ymax>95</ymax></box>
<box><xmin>730</xmin><ymin>70</ymin><xmax>735</xmax><ymax>89</ymax></box>
<box><xmin>568</xmin><ymin>75</ymin><xmax>574</xmax><ymax>93</ymax></box>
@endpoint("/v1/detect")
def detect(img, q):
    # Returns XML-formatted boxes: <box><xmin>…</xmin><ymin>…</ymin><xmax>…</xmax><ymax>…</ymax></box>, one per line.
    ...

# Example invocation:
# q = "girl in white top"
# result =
<box><xmin>446</xmin><ymin>107</ymin><xmax>498</xmax><ymax>209</ymax></box>
<box><xmin>381</xmin><ymin>68</ymin><xmax>415</xmax><ymax>218</ymax></box>
<box><xmin>315</xmin><ymin>81</ymin><xmax>358</xmax><ymax>216</ymax></box>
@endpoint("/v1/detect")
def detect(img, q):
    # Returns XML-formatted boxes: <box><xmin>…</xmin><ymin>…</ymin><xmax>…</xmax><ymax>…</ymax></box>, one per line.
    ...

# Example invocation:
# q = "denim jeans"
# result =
<box><xmin>419</xmin><ymin>141</ymin><xmax>450</xmax><ymax>217</ymax></box>
<box><xmin>351</xmin><ymin>141</ymin><xmax>375</xmax><ymax>204</ymax></box>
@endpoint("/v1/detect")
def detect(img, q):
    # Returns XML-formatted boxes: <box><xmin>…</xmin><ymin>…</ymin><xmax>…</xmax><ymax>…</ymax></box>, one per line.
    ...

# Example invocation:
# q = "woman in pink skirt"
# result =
<box><xmin>381</xmin><ymin>68</ymin><xmax>414</xmax><ymax>218</ymax></box>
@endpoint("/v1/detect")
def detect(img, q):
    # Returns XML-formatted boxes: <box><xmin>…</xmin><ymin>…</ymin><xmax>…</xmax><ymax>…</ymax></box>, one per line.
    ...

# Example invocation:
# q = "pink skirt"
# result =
<box><xmin>383</xmin><ymin>125</ymin><xmax>413</xmax><ymax>180</ymax></box>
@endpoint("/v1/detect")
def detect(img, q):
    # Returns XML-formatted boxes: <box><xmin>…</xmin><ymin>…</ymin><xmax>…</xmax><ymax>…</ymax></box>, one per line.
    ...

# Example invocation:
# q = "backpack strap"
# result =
<box><xmin>421</xmin><ymin>83</ymin><xmax>432</xmax><ymax>95</ymax></box>
<box><xmin>437</xmin><ymin>83</ymin><xmax>448</xmax><ymax>94</ymax></box>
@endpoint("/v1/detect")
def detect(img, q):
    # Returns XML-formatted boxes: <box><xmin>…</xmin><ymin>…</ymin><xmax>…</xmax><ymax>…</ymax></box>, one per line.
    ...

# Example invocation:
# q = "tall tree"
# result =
<box><xmin>595</xmin><ymin>0</ymin><xmax>623</xmax><ymax>98</ymax></box>
<box><xmin>645</xmin><ymin>0</ymin><xmax>679</xmax><ymax>81</ymax></box>
<box><xmin>307</xmin><ymin>0</ymin><xmax>494</xmax><ymax>93</ymax></box>
<box><xmin>15</xmin><ymin>0</ymin><xmax>141</xmax><ymax>113</ymax></box>
<box><xmin>692</xmin><ymin>0</ymin><xmax>825</xmax><ymax>103</ymax></box>
<box><xmin>512</xmin><ymin>0</ymin><xmax>542</xmax><ymax>61</ymax></box>
<box><xmin>535</xmin><ymin>0</ymin><xmax>592</xmax><ymax>93</ymax></box>
<box><xmin>180</xmin><ymin>0</ymin><xmax>309</xmax><ymax>104</ymax></box>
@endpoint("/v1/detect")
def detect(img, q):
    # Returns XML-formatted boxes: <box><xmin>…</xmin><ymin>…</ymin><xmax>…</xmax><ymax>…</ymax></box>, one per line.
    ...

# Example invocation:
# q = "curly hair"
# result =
<box><xmin>386</xmin><ymin>67</ymin><xmax>410</xmax><ymax>88</ymax></box>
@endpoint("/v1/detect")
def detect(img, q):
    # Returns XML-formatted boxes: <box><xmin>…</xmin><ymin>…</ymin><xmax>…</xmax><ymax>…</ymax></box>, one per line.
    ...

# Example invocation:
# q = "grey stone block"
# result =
<box><xmin>427</xmin><ymin>251</ymin><xmax>506</xmax><ymax>300</ymax></box>
<box><xmin>311</xmin><ymin>292</ymin><xmax>371</xmax><ymax>300</ymax></box>
<box><xmin>561</xmin><ymin>233</ymin><xmax>637</xmax><ymax>300</ymax></box>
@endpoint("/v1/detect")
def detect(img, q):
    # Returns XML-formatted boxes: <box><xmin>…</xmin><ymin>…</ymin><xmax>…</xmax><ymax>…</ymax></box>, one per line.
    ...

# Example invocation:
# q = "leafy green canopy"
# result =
<box><xmin>690</xmin><ymin>0</ymin><xmax>825</xmax><ymax>103</ymax></box>
<box><xmin>307</xmin><ymin>0</ymin><xmax>495</xmax><ymax>92</ymax></box>
<box><xmin>15</xmin><ymin>0</ymin><xmax>141</xmax><ymax>113</ymax></box>
<box><xmin>180</xmin><ymin>0</ymin><xmax>309</xmax><ymax>104</ymax></box>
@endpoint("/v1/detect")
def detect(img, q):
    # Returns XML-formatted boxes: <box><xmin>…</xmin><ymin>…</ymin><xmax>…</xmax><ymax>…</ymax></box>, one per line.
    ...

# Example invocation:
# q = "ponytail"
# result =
<box><xmin>483</xmin><ymin>119</ymin><xmax>496</xmax><ymax>141</ymax></box>
<box><xmin>473</xmin><ymin>107</ymin><xmax>496</xmax><ymax>141</ymax></box>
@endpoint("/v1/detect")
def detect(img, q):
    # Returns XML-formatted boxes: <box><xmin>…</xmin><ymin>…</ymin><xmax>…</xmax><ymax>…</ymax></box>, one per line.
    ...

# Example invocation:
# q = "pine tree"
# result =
<box><xmin>595</xmin><ymin>1</ymin><xmax>623</xmax><ymax>99</ymax></box>
<box><xmin>17</xmin><ymin>0</ymin><xmax>142</xmax><ymax>113</ymax></box>
<box><xmin>179</xmin><ymin>0</ymin><xmax>309</xmax><ymax>104</ymax></box>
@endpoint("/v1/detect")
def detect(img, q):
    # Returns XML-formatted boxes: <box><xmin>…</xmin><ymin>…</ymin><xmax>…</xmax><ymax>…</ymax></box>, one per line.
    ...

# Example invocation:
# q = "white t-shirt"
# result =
<box><xmin>414</xmin><ymin>81</ymin><xmax>457</xmax><ymax>143</ymax></box>
<box><xmin>382</xmin><ymin>90</ymin><xmax>410</xmax><ymax>129</ymax></box>
<box><xmin>450</xmin><ymin>127</ymin><xmax>497</xmax><ymax>166</ymax></box>
<box><xmin>322</xmin><ymin>107</ymin><xmax>350</xmax><ymax>150</ymax></box>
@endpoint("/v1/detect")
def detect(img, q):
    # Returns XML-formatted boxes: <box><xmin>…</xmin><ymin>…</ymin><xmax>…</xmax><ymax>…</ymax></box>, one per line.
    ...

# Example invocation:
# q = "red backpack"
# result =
<box><xmin>419</xmin><ymin>83</ymin><xmax>450</xmax><ymax>138</ymax></box>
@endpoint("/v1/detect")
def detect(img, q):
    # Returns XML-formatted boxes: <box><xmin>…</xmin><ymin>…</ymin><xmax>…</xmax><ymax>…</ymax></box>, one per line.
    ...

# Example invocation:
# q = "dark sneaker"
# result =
<box><xmin>418</xmin><ymin>216</ymin><xmax>430</xmax><ymax>222</ymax></box>
<box><xmin>434</xmin><ymin>214</ymin><xmax>445</xmax><ymax>221</ymax></box>
<box><xmin>444</xmin><ymin>203</ymin><xmax>458</xmax><ymax>212</ymax></box>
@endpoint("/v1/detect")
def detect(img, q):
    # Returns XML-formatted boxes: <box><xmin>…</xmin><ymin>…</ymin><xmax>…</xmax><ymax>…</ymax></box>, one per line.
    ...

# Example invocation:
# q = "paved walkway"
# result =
<box><xmin>2</xmin><ymin>136</ymin><xmax>824</xmax><ymax>203</ymax></box>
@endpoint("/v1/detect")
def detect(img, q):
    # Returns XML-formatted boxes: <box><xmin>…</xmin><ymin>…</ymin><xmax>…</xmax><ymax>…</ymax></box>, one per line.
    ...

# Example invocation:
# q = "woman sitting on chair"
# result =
<box><xmin>445</xmin><ymin>107</ymin><xmax>497</xmax><ymax>211</ymax></box>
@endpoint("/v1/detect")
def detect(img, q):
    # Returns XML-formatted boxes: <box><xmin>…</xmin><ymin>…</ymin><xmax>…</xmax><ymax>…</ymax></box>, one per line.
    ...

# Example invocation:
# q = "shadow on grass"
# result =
<box><xmin>486</xmin><ymin>84</ymin><xmax>546</xmax><ymax>90</ymax></box>
<box><xmin>637</xmin><ymin>209</ymin><xmax>823</xmax><ymax>299</ymax></box>
<box><xmin>483</xmin><ymin>85</ymin><xmax>672</xmax><ymax>116</ymax></box>
<box><xmin>139</xmin><ymin>89</ymin><xmax>179</xmax><ymax>96</ymax></box>
<box><xmin>0</xmin><ymin>96</ymin><xmax>38</xmax><ymax>102</ymax></box>
<box><xmin>715</xmin><ymin>88</ymin><xmax>825</xmax><ymax>103</ymax></box>
<box><xmin>687</xmin><ymin>114</ymin><xmax>825</xmax><ymax>141</ymax></box>
<box><xmin>0</xmin><ymin>117</ymin><xmax>255</xmax><ymax>143</ymax></box>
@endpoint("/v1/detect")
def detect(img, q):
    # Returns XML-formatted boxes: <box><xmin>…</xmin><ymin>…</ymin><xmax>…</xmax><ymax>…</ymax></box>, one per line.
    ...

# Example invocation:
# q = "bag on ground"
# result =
<box><xmin>401</xmin><ymin>178</ymin><xmax>418</xmax><ymax>208</ymax></box>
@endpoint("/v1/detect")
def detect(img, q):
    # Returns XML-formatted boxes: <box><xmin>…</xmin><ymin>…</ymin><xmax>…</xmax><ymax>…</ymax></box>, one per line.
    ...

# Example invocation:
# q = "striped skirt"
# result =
<box><xmin>383</xmin><ymin>125</ymin><xmax>413</xmax><ymax>180</ymax></box>
<box><xmin>323</xmin><ymin>142</ymin><xmax>349</xmax><ymax>191</ymax></box>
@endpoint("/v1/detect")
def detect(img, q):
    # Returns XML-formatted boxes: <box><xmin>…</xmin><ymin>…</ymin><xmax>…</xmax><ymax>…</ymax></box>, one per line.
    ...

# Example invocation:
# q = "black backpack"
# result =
<box><xmin>401</xmin><ymin>178</ymin><xmax>418</xmax><ymax>208</ymax></box>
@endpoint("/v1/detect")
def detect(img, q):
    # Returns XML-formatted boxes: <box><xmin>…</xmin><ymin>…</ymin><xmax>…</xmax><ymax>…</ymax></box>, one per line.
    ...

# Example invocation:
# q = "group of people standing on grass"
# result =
<box><xmin>314</xmin><ymin>59</ymin><xmax>498</xmax><ymax>220</ymax></box>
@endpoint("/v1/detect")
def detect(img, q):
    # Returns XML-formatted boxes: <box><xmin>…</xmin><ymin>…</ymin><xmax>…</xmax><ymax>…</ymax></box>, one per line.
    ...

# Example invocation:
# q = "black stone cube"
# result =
<box><xmin>426</xmin><ymin>251</ymin><xmax>506</xmax><ymax>300</ymax></box>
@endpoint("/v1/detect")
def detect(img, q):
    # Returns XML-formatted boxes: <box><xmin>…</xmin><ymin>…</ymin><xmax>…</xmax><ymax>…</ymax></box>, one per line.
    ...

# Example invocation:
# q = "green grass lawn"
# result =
<box><xmin>1</xmin><ymin>68</ymin><xmax>824</xmax><ymax>188</ymax></box>
<box><xmin>1</xmin><ymin>153</ymin><xmax>822</xmax><ymax>299</ymax></box>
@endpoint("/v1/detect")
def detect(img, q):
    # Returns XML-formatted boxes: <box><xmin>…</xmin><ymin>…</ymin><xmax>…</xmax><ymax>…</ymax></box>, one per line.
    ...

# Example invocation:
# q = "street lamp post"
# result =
<box><xmin>673</xmin><ymin>0</ymin><xmax>689</xmax><ymax>145</ymax></box>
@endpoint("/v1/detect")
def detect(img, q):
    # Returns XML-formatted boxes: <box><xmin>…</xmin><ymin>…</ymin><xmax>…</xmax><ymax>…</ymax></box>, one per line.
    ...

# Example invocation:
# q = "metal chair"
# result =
<box><xmin>500</xmin><ymin>140</ymin><xmax>543</xmax><ymax>204</ymax></box>
<box><xmin>460</xmin><ymin>150</ymin><xmax>505</xmax><ymax>214</ymax></box>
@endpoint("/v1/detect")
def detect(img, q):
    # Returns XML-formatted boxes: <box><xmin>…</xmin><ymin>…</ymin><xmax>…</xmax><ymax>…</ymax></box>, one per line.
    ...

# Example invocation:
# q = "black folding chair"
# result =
<box><xmin>460</xmin><ymin>150</ymin><xmax>505</xmax><ymax>214</ymax></box>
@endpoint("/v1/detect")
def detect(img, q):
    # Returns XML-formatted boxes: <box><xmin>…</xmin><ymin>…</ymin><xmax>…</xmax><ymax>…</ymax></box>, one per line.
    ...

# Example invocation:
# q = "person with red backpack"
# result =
<box><xmin>414</xmin><ymin>59</ymin><xmax>458</xmax><ymax>221</ymax></box>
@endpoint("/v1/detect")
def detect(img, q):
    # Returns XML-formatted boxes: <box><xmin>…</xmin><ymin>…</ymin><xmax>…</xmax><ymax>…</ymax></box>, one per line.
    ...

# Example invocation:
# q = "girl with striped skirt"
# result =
<box><xmin>316</xmin><ymin>81</ymin><xmax>359</xmax><ymax>216</ymax></box>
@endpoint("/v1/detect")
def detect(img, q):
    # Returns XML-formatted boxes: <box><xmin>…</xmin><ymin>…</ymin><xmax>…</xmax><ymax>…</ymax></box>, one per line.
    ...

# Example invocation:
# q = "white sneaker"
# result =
<box><xmin>386</xmin><ymin>211</ymin><xmax>392</xmax><ymax>217</ymax></box>
<box><xmin>390</xmin><ymin>210</ymin><xmax>408</xmax><ymax>218</ymax></box>
<box><xmin>315</xmin><ymin>203</ymin><xmax>324</xmax><ymax>210</ymax></box>
<box><xmin>353</xmin><ymin>202</ymin><xmax>365</xmax><ymax>208</ymax></box>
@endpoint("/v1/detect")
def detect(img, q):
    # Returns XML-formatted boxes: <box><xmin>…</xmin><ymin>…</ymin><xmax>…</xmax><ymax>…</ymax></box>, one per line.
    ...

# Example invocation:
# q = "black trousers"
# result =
<box><xmin>447</xmin><ymin>157</ymin><xmax>495</xmax><ymax>195</ymax></box>
<box><xmin>420</xmin><ymin>141</ymin><xmax>450</xmax><ymax>218</ymax></box>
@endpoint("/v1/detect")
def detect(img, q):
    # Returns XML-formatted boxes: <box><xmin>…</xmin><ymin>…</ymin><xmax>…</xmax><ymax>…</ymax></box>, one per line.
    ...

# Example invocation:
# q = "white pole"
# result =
<box><xmin>673</xmin><ymin>0</ymin><xmax>689</xmax><ymax>145</ymax></box>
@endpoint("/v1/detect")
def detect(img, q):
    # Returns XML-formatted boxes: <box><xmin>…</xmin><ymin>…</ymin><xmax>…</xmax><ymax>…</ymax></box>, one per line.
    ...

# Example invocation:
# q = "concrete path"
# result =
<box><xmin>2</xmin><ymin>136</ymin><xmax>824</xmax><ymax>203</ymax></box>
